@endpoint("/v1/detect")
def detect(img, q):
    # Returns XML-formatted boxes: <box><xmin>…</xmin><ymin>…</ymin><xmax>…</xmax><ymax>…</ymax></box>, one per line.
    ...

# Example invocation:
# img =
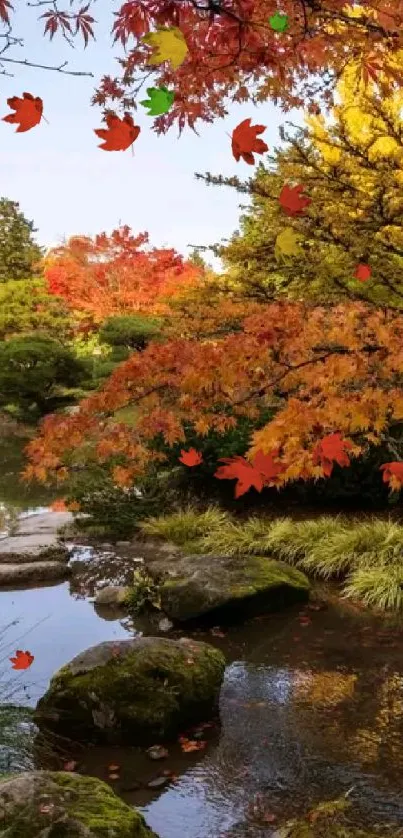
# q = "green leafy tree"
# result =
<box><xmin>0</xmin><ymin>199</ymin><xmax>43</xmax><ymax>283</ymax></box>
<box><xmin>0</xmin><ymin>278</ymin><xmax>72</xmax><ymax>341</ymax></box>
<box><xmin>99</xmin><ymin>314</ymin><xmax>165</xmax><ymax>352</ymax></box>
<box><xmin>0</xmin><ymin>335</ymin><xmax>86</xmax><ymax>419</ymax></box>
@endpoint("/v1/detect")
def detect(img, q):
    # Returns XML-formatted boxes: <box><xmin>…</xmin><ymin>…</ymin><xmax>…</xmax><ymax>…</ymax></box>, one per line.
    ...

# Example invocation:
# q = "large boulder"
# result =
<box><xmin>35</xmin><ymin>637</ymin><xmax>225</xmax><ymax>745</ymax></box>
<box><xmin>0</xmin><ymin>770</ymin><xmax>158</xmax><ymax>837</ymax></box>
<box><xmin>142</xmin><ymin>552</ymin><xmax>310</xmax><ymax>624</ymax></box>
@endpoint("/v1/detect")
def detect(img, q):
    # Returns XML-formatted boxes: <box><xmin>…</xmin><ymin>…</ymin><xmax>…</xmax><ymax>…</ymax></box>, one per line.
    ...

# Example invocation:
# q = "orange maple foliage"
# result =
<box><xmin>43</xmin><ymin>226</ymin><xmax>203</xmax><ymax>322</ymax></box>
<box><xmin>94</xmin><ymin>113</ymin><xmax>140</xmax><ymax>151</ymax></box>
<box><xmin>24</xmin><ymin>298</ymin><xmax>403</xmax><ymax>496</ymax></box>
<box><xmin>10</xmin><ymin>650</ymin><xmax>34</xmax><ymax>670</ymax></box>
<box><xmin>179</xmin><ymin>448</ymin><xmax>203</xmax><ymax>466</ymax></box>
<box><xmin>231</xmin><ymin>119</ymin><xmax>268</xmax><ymax>165</ymax></box>
<box><xmin>2</xmin><ymin>92</ymin><xmax>43</xmax><ymax>132</ymax></box>
<box><xmin>2</xmin><ymin>1</ymin><xmax>403</xmax><ymax>141</ymax></box>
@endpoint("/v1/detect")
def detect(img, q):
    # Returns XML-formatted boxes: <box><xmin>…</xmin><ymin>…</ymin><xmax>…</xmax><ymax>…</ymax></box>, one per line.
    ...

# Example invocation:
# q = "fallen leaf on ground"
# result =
<box><xmin>178</xmin><ymin>736</ymin><xmax>207</xmax><ymax>752</ymax></box>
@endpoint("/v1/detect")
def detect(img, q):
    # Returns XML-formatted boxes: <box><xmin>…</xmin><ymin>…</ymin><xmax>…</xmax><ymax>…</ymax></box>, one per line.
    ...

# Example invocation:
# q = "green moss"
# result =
<box><xmin>52</xmin><ymin>773</ymin><xmax>154</xmax><ymax>836</ymax></box>
<box><xmin>0</xmin><ymin>771</ymin><xmax>158</xmax><ymax>837</ymax></box>
<box><xmin>281</xmin><ymin>798</ymin><xmax>394</xmax><ymax>838</ymax></box>
<box><xmin>36</xmin><ymin>639</ymin><xmax>225</xmax><ymax>745</ymax></box>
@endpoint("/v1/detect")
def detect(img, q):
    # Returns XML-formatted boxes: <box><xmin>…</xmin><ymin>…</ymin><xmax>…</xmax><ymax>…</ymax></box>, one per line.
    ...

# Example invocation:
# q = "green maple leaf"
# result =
<box><xmin>140</xmin><ymin>86</ymin><xmax>175</xmax><ymax>116</ymax></box>
<box><xmin>269</xmin><ymin>11</ymin><xmax>289</xmax><ymax>32</ymax></box>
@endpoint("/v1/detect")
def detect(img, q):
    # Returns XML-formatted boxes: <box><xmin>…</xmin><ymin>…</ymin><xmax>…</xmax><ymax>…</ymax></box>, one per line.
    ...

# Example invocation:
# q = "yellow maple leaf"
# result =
<box><xmin>274</xmin><ymin>227</ymin><xmax>303</xmax><ymax>262</ymax></box>
<box><xmin>141</xmin><ymin>27</ymin><xmax>189</xmax><ymax>70</ymax></box>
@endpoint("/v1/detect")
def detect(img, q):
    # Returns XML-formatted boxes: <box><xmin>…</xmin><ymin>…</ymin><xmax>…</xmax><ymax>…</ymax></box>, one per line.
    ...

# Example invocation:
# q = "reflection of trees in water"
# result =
<box><xmin>287</xmin><ymin>666</ymin><xmax>403</xmax><ymax>787</ymax></box>
<box><xmin>198</xmin><ymin>661</ymin><xmax>403</xmax><ymax>836</ymax></box>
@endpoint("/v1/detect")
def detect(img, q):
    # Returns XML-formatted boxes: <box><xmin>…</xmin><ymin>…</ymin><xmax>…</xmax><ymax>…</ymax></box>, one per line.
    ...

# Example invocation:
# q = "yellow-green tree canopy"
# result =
<box><xmin>196</xmin><ymin>66</ymin><xmax>403</xmax><ymax>311</ymax></box>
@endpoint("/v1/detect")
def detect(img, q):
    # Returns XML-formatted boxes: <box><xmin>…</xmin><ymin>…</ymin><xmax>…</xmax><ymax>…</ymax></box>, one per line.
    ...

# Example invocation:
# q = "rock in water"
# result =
<box><xmin>34</xmin><ymin>637</ymin><xmax>225</xmax><ymax>745</ymax></box>
<box><xmin>0</xmin><ymin>770</ymin><xmax>158</xmax><ymax>837</ymax></box>
<box><xmin>141</xmin><ymin>552</ymin><xmax>310</xmax><ymax>624</ymax></box>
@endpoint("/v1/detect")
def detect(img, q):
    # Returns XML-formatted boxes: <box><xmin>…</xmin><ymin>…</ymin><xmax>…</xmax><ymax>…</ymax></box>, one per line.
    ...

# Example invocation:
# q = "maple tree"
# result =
<box><xmin>1</xmin><ymin>0</ymin><xmax>403</xmax><ymax>140</ymax></box>
<box><xmin>42</xmin><ymin>225</ymin><xmax>204</xmax><ymax>324</ymax></box>
<box><xmin>22</xmin><ymin>292</ymin><xmax>403</xmax><ymax>495</ymax></box>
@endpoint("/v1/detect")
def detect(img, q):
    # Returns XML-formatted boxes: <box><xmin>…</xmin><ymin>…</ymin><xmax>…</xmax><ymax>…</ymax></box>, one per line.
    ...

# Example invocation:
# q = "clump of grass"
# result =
<box><xmin>139</xmin><ymin>504</ymin><xmax>231</xmax><ymax>545</ymax></box>
<box><xmin>138</xmin><ymin>506</ymin><xmax>403</xmax><ymax>611</ymax></box>
<box><xmin>343</xmin><ymin>564</ymin><xmax>403</xmax><ymax>611</ymax></box>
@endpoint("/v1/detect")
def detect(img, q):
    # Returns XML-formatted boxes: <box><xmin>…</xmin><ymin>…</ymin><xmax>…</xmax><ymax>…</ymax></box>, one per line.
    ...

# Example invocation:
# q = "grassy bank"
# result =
<box><xmin>139</xmin><ymin>507</ymin><xmax>403</xmax><ymax>612</ymax></box>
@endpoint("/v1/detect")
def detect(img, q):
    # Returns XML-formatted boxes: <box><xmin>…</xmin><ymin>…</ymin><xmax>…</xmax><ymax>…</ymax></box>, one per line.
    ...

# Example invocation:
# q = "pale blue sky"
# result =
<box><xmin>0</xmin><ymin>2</ymin><xmax>304</xmax><ymax>266</ymax></box>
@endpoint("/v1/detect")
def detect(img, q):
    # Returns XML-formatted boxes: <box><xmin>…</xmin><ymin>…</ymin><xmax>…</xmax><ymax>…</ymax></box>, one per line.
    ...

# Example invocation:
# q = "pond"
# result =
<box><xmin>2</xmin><ymin>432</ymin><xmax>403</xmax><ymax>837</ymax></box>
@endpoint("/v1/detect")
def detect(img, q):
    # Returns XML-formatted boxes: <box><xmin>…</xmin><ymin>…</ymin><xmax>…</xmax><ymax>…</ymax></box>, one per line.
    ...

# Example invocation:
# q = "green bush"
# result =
<box><xmin>0</xmin><ymin>334</ymin><xmax>86</xmax><ymax>419</ymax></box>
<box><xmin>66</xmin><ymin>464</ymin><xmax>180</xmax><ymax>539</ymax></box>
<box><xmin>99</xmin><ymin>314</ymin><xmax>165</xmax><ymax>351</ymax></box>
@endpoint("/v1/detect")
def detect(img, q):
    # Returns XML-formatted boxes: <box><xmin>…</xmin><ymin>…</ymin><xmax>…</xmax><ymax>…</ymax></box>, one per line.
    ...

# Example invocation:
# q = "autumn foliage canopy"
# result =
<box><xmin>5</xmin><ymin>0</ymin><xmax>403</xmax><ymax>499</ymax></box>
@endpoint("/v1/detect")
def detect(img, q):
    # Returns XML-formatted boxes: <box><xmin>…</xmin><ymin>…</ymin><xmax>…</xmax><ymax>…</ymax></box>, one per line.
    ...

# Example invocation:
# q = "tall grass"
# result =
<box><xmin>139</xmin><ymin>508</ymin><xmax>403</xmax><ymax>612</ymax></box>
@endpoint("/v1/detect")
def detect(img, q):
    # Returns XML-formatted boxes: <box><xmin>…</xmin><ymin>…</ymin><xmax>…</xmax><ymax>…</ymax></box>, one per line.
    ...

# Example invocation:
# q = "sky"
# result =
<box><xmin>0</xmin><ymin>2</ymin><xmax>304</xmax><ymax>268</ymax></box>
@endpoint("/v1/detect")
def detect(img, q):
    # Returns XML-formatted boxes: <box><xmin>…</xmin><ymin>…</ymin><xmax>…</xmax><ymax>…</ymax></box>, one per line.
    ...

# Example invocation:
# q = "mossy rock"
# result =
<box><xmin>0</xmin><ymin>770</ymin><xmax>158</xmax><ymax>837</ymax></box>
<box><xmin>142</xmin><ymin>551</ymin><xmax>310</xmax><ymax>624</ymax></box>
<box><xmin>34</xmin><ymin>637</ymin><xmax>225</xmax><ymax>745</ymax></box>
<box><xmin>277</xmin><ymin>798</ymin><xmax>396</xmax><ymax>837</ymax></box>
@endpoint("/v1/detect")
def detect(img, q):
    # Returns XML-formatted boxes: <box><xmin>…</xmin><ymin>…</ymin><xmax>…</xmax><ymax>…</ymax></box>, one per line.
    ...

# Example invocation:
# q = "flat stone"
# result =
<box><xmin>0</xmin><ymin>535</ymin><xmax>69</xmax><ymax>560</ymax></box>
<box><xmin>0</xmin><ymin>561</ymin><xmax>71</xmax><ymax>585</ymax></box>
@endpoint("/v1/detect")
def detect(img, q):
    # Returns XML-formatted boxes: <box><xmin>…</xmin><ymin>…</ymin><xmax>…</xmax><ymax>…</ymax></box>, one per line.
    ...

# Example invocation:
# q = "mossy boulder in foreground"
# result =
<box><xmin>142</xmin><ymin>551</ymin><xmax>310</xmax><ymax>623</ymax></box>
<box><xmin>276</xmin><ymin>797</ymin><xmax>398</xmax><ymax>838</ymax></box>
<box><xmin>34</xmin><ymin>637</ymin><xmax>225</xmax><ymax>745</ymax></box>
<box><xmin>0</xmin><ymin>770</ymin><xmax>158</xmax><ymax>837</ymax></box>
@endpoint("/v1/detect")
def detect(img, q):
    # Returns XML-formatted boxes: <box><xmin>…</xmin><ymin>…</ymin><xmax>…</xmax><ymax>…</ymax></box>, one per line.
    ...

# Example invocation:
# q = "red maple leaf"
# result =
<box><xmin>40</xmin><ymin>9</ymin><xmax>72</xmax><ymax>39</ymax></box>
<box><xmin>10</xmin><ymin>650</ymin><xmax>34</xmax><ymax>670</ymax></box>
<box><xmin>362</xmin><ymin>56</ymin><xmax>383</xmax><ymax>86</ymax></box>
<box><xmin>179</xmin><ymin>448</ymin><xmax>203</xmax><ymax>466</ymax></box>
<box><xmin>94</xmin><ymin>113</ymin><xmax>140</xmax><ymax>151</ymax></box>
<box><xmin>354</xmin><ymin>263</ymin><xmax>371</xmax><ymax>282</ymax></box>
<box><xmin>312</xmin><ymin>432</ymin><xmax>353</xmax><ymax>477</ymax></box>
<box><xmin>0</xmin><ymin>0</ymin><xmax>12</xmax><ymax>24</ymax></box>
<box><xmin>380</xmin><ymin>461</ymin><xmax>403</xmax><ymax>489</ymax></box>
<box><xmin>231</xmin><ymin>118</ymin><xmax>268</xmax><ymax>165</ymax></box>
<box><xmin>215</xmin><ymin>455</ymin><xmax>264</xmax><ymax>497</ymax></box>
<box><xmin>279</xmin><ymin>184</ymin><xmax>311</xmax><ymax>216</ymax></box>
<box><xmin>253</xmin><ymin>449</ymin><xmax>286</xmax><ymax>484</ymax></box>
<box><xmin>75</xmin><ymin>4</ymin><xmax>95</xmax><ymax>46</ymax></box>
<box><xmin>2</xmin><ymin>92</ymin><xmax>43</xmax><ymax>133</ymax></box>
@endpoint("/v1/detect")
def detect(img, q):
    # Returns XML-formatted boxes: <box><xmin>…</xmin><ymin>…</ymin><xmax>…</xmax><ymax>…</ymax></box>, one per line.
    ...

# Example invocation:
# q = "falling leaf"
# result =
<box><xmin>231</xmin><ymin>118</ymin><xmax>268</xmax><ymax>165</ymax></box>
<box><xmin>380</xmin><ymin>461</ymin><xmax>403</xmax><ymax>491</ymax></box>
<box><xmin>279</xmin><ymin>184</ymin><xmax>311</xmax><ymax>216</ymax></box>
<box><xmin>215</xmin><ymin>448</ymin><xmax>284</xmax><ymax>498</ymax></box>
<box><xmin>269</xmin><ymin>11</ymin><xmax>289</xmax><ymax>31</ymax></box>
<box><xmin>10</xmin><ymin>650</ymin><xmax>34</xmax><ymax>670</ymax></box>
<box><xmin>274</xmin><ymin>227</ymin><xmax>303</xmax><ymax>262</ymax></box>
<box><xmin>312</xmin><ymin>432</ymin><xmax>353</xmax><ymax>477</ymax></box>
<box><xmin>354</xmin><ymin>263</ymin><xmax>371</xmax><ymax>282</ymax></box>
<box><xmin>179</xmin><ymin>448</ymin><xmax>203</xmax><ymax>466</ymax></box>
<box><xmin>94</xmin><ymin>113</ymin><xmax>140</xmax><ymax>151</ymax></box>
<box><xmin>140</xmin><ymin>86</ymin><xmax>174</xmax><ymax>115</ymax></box>
<box><xmin>2</xmin><ymin>92</ymin><xmax>43</xmax><ymax>133</ymax></box>
<box><xmin>141</xmin><ymin>27</ymin><xmax>189</xmax><ymax>70</ymax></box>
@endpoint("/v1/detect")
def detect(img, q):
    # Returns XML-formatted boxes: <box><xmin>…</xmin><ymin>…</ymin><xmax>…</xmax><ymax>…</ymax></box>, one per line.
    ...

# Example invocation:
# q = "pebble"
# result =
<box><xmin>146</xmin><ymin>745</ymin><xmax>169</xmax><ymax>761</ymax></box>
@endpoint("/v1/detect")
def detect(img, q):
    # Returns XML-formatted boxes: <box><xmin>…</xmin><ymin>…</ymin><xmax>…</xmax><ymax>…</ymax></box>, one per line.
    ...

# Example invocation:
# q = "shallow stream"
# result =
<box><xmin>2</xmin><ymin>435</ymin><xmax>403</xmax><ymax>836</ymax></box>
